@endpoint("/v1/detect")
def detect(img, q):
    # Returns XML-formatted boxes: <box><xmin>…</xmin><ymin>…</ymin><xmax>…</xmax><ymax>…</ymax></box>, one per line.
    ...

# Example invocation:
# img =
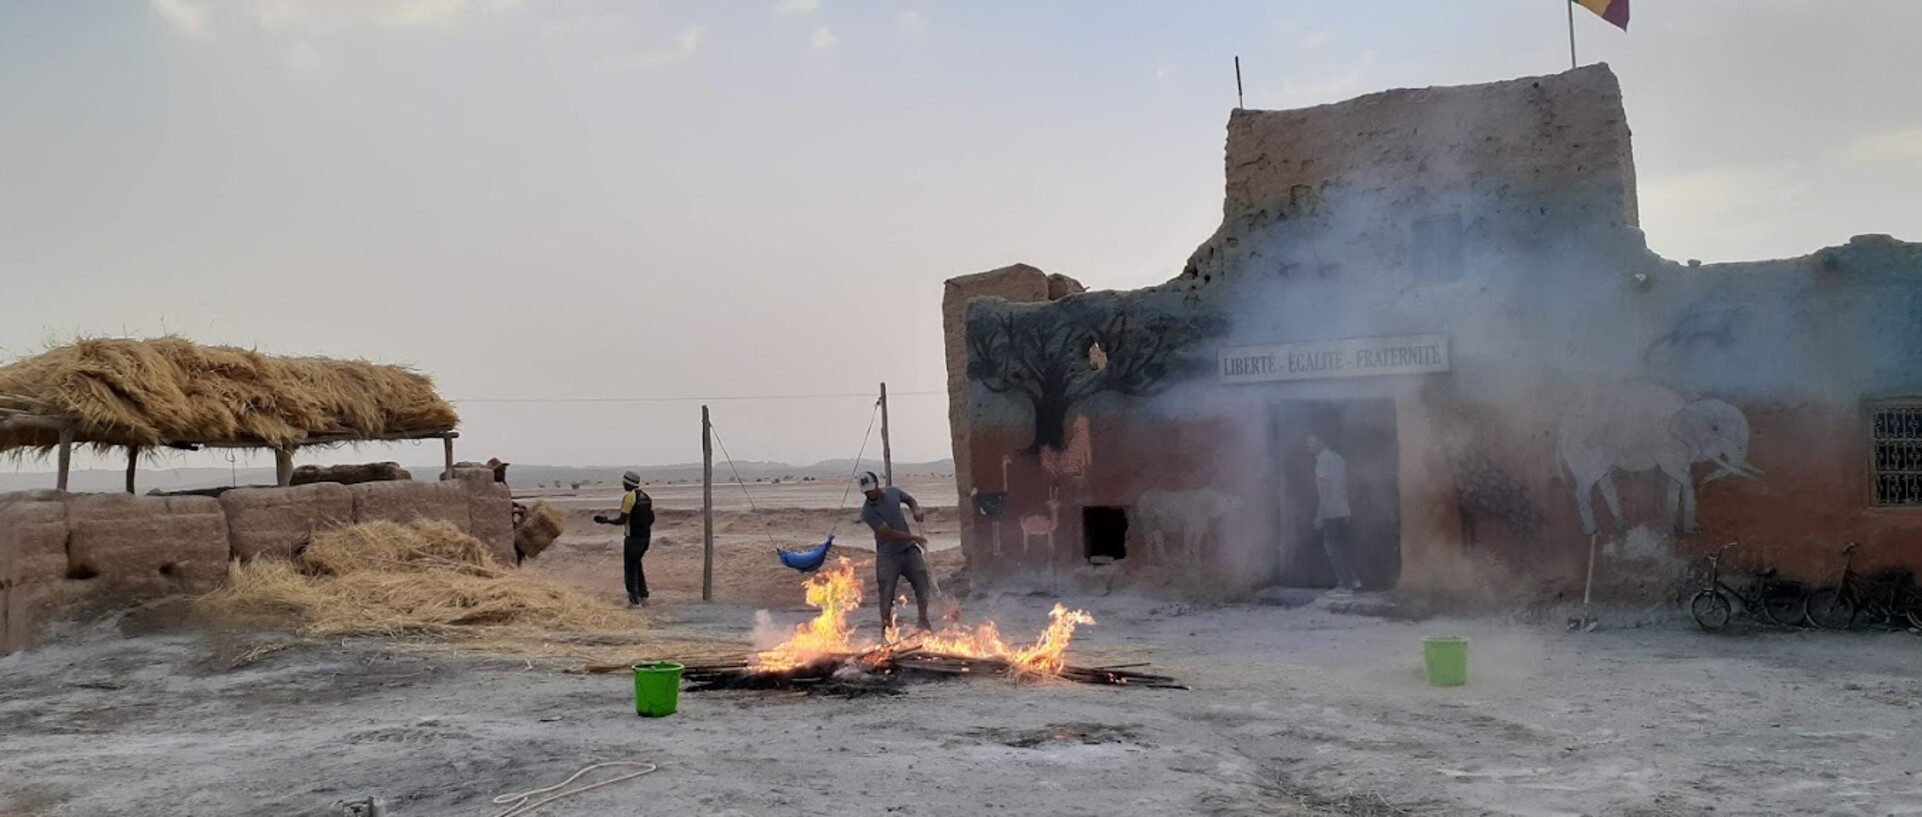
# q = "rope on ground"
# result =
<box><xmin>490</xmin><ymin>761</ymin><xmax>658</xmax><ymax>817</ymax></box>
<box><xmin>826</xmin><ymin>398</ymin><xmax>882</xmax><ymax>539</ymax></box>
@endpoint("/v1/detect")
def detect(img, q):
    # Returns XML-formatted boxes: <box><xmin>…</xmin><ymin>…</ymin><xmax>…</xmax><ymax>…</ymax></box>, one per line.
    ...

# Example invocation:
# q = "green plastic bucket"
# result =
<box><xmin>1422</xmin><ymin>636</ymin><xmax>1469</xmax><ymax>687</ymax></box>
<box><xmin>633</xmin><ymin>661</ymin><xmax>684</xmax><ymax>717</ymax></box>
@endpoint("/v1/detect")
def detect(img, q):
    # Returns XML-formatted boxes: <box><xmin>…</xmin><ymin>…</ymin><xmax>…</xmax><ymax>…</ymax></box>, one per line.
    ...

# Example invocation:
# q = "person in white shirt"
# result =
<box><xmin>1307</xmin><ymin>433</ymin><xmax>1361</xmax><ymax>595</ymax></box>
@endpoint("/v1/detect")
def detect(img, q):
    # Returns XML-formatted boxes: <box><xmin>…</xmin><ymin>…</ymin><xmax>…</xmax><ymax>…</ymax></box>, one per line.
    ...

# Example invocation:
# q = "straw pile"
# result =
<box><xmin>0</xmin><ymin>337</ymin><xmax>458</xmax><ymax>452</ymax></box>
<box><xmin>200</xmin><ymin>520</ymin><xmax>635</xmax><ymax>636</ymax></box>
<box><xmin>513</xmin><ymin>501</ymin><xmax>565</xmax><ymax>560</ymax></box>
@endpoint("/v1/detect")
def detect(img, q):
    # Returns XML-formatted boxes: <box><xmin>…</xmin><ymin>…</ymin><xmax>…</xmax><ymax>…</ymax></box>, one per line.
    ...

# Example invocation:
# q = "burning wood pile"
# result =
<box><xmin>681</xmin><ymin>558</ymin><xmax>1183</xmax><ymax>695</ymax></box>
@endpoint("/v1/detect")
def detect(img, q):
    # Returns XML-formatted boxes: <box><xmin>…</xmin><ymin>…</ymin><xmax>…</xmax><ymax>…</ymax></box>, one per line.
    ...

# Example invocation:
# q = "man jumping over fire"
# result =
<box><xmin>858</xmin><ymin>470</ymin><xmax>933</xmax><ymax>634</ymax></box>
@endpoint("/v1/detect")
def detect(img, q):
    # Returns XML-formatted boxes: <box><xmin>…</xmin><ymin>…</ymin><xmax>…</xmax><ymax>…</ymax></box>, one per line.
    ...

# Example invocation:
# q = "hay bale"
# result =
<box><xmin>66</xmin><ymin>493</ymin><xmax>229</xmax><ymax>599</ymax></box>
<box><xmin>219</xmin><ymin>483</ymin><xmax>355</xmax><ymax>562</ymax></box>
<box><xmin>0</xmin><ymin>336</ymin><xmax>458</xmax><ymax>453</ymax></box>
<box><xmin>299</xmin><ymin>520</ymin><xmax>493</xmax><ymax>576</ymax></box>
<box><xmin>461</xmin><ymin>481</ymin><xmax>517</xmax><ymax>565</ymax></box>
<box><xmin>0</xmin><ymin>490</ymin><xmax>69</xmax><ymax>588</ymax></box>
<box><xmin>351</xmin><ymin>480</ymin><xmax>469</xmax><ymax>530</ymax></box>
<box><xmin>290</xmin><ymin>461</ymin><xmax>412</xmax><ymax>486</ymax></box>
<box><xmin>198</xmin><ymin>520</ymin><xmax>634</xmax><ymax>636</ymax></box>
<box><xmin>513</xmin><ymin>501</ymin><xmax>565</xmax><ymax>561</ymax></box>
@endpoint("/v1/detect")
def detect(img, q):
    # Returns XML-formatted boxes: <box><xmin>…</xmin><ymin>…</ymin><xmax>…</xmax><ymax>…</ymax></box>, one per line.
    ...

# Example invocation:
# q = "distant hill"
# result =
<box><xmin>0</xmin><ymin>459</ymin><xmax>955</xmax><ymax>494</ymax></box>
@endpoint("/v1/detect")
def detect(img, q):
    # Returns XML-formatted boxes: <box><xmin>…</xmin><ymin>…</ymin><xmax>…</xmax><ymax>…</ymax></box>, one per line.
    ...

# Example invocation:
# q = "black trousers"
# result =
<box><xmin>623</xmin><ymin>533</ymin><xmax>651</xmax><ymax>601</ymax></box>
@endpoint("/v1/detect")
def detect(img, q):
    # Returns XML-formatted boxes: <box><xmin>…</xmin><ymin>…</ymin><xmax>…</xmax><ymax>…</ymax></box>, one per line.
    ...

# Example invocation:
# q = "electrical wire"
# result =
<box><xmin>450</xmin><ymin>390</ymin><xmax>941</xmax><ymax>405</ymax></box>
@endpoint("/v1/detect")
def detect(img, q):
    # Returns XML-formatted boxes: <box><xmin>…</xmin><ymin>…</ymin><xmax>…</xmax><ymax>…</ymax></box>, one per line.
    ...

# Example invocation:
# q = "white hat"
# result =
<box><xmin>857</xmin><ymin>471</ymin><xmax>880</xmax><ymax>492</ymax></box>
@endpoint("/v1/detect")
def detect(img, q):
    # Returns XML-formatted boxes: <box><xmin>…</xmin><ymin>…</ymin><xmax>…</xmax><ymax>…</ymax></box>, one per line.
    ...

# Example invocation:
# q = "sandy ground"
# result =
<box><xmin>4</xmin><ymin>480</ymin><xmax>1922</xmax><ymax>817</ymax></box>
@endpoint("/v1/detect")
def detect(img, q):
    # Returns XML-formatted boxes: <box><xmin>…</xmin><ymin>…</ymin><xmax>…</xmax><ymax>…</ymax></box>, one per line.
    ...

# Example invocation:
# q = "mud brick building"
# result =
<box><xmin>944</xmin><ymin>65</ymin><xmax>1922</xmax><ymax>602</ymax></box>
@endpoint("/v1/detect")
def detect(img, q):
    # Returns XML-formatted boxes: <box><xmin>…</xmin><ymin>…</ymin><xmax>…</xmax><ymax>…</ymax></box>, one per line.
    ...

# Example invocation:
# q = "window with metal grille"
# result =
<box><xmin>1871</xmin><ymin>405</ymin><xmax>1922</xmax><ymax>506</ymax></box>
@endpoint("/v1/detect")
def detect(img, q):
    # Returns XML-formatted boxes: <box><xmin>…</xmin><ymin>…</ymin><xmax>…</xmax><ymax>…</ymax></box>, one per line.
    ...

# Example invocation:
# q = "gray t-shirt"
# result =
<box><xmin>860</xmin><ymin>486</ymin><xmax>917</xmax><ymax>555</ymax></box>
<box><xmin>1315</xmin><ymin>448</ymin><xmax>1351</xmax><ymax>520</ymax></box>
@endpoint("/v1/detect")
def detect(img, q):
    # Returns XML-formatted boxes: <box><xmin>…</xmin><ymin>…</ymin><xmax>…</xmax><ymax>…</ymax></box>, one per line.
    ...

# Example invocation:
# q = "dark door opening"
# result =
<box><xmin>1271</xmin><ymin>398</ymin><xmax>1401</xmax><ymax>590</ymax></box>
<box><xmin>1083</xmin><ymin>506</ymin><xmax>1128</xmax><ymax>563</ymax></box>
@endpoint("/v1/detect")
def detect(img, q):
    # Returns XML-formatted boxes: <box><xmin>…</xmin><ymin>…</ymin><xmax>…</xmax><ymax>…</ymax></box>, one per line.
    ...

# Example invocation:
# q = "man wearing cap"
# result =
<box><xmin>858</xmin><ymin>471</ymin><xmax>932</xmax><ymax>634</ymax></box>
<box><xmin>593</xmin><ymin>470</ymin><xmax>656</xmax><ymax>607</ymax></box>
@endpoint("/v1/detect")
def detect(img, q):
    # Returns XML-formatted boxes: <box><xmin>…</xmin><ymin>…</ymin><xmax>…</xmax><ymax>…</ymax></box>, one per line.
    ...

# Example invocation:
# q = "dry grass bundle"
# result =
<box><xmin>300</xmin><ymin>519</ymin><xmax>494</xmax><ymax>576</ymax></box>
<box><xmin>0</xmin><ymin>336</ymin><xmax>458</xmax><ymax>452</ymax></box>
<box><xmin>513</xmin><ymin>501</ymin><xmax>565</xmax><ymax>560</ymax></box>
<box><xmin>199</xmin><ymin>520</ymin><xmax>638</xmax><ymax>637</ymax></box>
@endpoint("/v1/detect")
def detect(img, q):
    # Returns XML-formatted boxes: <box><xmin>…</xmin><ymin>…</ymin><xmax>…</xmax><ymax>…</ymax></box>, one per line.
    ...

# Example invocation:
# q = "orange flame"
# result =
<box><xmin>913</xmin><ymin>604</ymin><xmax>1095</xmax><ymax>675</ymax></box>
<box><xmin>751</xmin><ymin>557</ymin><xmax>863</xmax><ymax>671</ymax></box>
<box><xmin>751</xmin><ymin>559</ymin><xmax>1096</xmax><ymax>678</ymax></box>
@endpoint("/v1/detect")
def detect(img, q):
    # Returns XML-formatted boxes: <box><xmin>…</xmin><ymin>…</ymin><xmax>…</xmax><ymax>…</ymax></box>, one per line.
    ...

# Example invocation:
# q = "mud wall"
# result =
<box><xmin>0</xmin><ymin>468</ymin><xmax>515</xmax><ymax>654</ymax></box>
<box><xmin>945</xmin><ymin>63</ymin><xmax>1922</xmax><ymax>604</ymax></box>
<box><xmin>943</xmin><ymin>264</ymin><xmax>1084</xmax><ymax>571</ymax></box>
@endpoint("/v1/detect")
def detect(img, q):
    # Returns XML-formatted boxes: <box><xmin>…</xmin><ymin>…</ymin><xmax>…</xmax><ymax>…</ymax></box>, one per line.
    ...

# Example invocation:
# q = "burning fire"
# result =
<box><xmin>752</xmin><ymin>557</ymin><xmax>863</xmax><ymax>671</ymax></box>
<box><xmin>750</xmin><ymin>556</ymin><xmax>1096</xmax><ymax>677</ymax></box>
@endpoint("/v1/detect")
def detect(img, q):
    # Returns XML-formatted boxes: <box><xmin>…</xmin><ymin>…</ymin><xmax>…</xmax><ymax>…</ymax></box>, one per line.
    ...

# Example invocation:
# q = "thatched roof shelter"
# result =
<box><xmin>0</xmin><ymin>338</ymin><xmax>461</xmax><ymax>490</ymax></box>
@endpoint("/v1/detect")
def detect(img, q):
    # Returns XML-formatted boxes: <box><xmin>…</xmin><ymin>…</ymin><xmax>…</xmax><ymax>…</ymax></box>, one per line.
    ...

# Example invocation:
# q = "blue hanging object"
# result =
<box><xmin>778</xmin><ymin>535</ymin><xmax>834</xmax><ymax>572</ymax></box>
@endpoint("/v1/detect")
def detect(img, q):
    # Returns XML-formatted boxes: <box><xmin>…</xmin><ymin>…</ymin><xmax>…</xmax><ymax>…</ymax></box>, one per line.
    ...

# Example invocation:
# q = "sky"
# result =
<box><xmin>2</xmin><ymin>0</ymin><xmax>1920</xmax><ymax>474</ymax></box>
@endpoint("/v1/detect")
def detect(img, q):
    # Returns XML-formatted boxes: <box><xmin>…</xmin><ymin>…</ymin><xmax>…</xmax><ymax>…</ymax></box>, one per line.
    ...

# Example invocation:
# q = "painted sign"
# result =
<box><xmin>1218</xmin><ymin>333</ymin><xmax>1450</xmax><ymax>384</ymax></box>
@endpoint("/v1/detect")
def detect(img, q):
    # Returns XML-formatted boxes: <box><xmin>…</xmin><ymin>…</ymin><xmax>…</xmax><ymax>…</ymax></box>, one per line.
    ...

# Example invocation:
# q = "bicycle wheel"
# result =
<box><xmin>1804</xmin><ymin>588</ymin><xmax>1856</xmax><ymax>630</ymax></box>
<box><xmin>1690</xmin><ymin>590</ymin><xmax>1733</xmax><ymax>630</ymax></box>
<box><xmin>1761</xmin><ymin>591</ymin><xmax>1808</xmax><ymax>628</ymax></box>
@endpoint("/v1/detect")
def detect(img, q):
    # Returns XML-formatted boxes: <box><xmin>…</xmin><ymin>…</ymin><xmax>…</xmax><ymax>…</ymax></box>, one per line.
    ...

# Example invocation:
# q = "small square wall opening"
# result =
<box><xmin>1083</xmin><ymin>506</ymin><xmax>1128</xmax><ymax>562</ymax></box>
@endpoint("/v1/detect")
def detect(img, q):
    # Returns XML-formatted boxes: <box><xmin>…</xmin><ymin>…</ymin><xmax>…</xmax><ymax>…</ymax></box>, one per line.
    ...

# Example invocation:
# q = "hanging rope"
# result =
<box><xmin>489</xmin><ymin>761</ymin><xmax>658</xmax><ymax>817</ymax></box>
<box><xmin>698</xmin><ymin>399</ymin><xmax>882</xmax><ymax>548</ymax></box>
<box><xmin>708</xmin><ymin>422</ymin><xmax>780</xmax><ymax>548</ymax></box>
<box><xmin>826</xmin><ymin>398</ymin><xmax>883</xmax><ymax>540</ymax></box>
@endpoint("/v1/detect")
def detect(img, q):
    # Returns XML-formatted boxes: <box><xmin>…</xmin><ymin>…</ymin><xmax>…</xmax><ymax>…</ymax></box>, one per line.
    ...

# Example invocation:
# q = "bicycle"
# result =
<box><xmin>1803</xmin><ymin>543</ymin><xmax>1922</xmax><ymax>630</ymax></box>
<box><xmin>1688</xmin><ymin>541</ymin><xmax>1808</xmax><ymax>630</ymax></box>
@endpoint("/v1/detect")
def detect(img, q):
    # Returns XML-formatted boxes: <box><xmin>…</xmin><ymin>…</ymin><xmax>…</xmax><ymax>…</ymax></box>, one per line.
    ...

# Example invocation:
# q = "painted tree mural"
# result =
<box><xmin>966</xmin><ymin>295</ymin><xmax>1217</xmax><ymax>452</ymax></box>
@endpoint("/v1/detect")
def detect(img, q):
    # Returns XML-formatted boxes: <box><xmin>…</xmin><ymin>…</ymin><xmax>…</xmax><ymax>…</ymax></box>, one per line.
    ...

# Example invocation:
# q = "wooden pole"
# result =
<box><xmin>443</xmin><ymin>434</ymin><xmax>456</xmax><ymax>479</ymax></box>
<box><xmin>125</xmin><ymin>446</ymin><xmax>139</xmax><ymax>494</ymax></box>
<box><xmin>1567</xmin><ymin>0</ymin><xmax>1578</xmax><ymax>70</ymax></box>
<box><xmin>55</xmin><ymin>428</ymin><xmax>72</xmax><ymax>491</ymax></box>
<box><xmin>275</xmin><ymin>447</ymin><xmax>294</xmax><ymax>487</ymax></box>
<box><xmin>702</xmin><ymin>405</ymin><xmax>714</xmax><ymax>602</ymax></box>
<box><xmin>879</xmin><ymin>382</ymin><xmax>894</xmax><ymax>487</ymax></box>
<box><xmin>1234</xmin><ymin>55</ymin><xmax>1244</xmax><ymax>109</ymax></box>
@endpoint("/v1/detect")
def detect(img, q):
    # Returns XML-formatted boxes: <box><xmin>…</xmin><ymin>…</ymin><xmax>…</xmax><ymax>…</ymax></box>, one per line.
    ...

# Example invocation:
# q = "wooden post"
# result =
<box><xmin>55</xmin><ymin>428</ymin><xmax>73</xmax><ymax>491</ymax></box>
<box><xmin>275</xmin><ymin>447</ymin><xmax>294</xmax><ymax>487</ymax></box>
<box><xmin>701</xmin><ymin>405</ymin><xmax>715</xmax><ymax>602</ymax></box>
<box><xmin>125</xmin><ymin>446</ymin><xmax>139</xmax><ymax>494</ymax></box>
<box><xmin>879</xmin><ymin>382</ymin><xmax>894</xmax><ymax>487</ymax></box>
<box><xmin>1567</xmin><ymin>0</ymin><xmax>1578</xmax><ymax>70</ymax></box>
<box><xmin>1234</xmin><ymin>55</ymin><xmax>1244</xmax><ymax>109</ymax></box>
<box><xmin>443</xmin><ymin>434</ymin><xmax>456</xmax><ymax>479</ymax></box>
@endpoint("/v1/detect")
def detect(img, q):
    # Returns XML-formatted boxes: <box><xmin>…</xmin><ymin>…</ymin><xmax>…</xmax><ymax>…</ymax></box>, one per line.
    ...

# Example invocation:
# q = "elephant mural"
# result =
<box><xmin>1557</xmin><ymin>380</ymin><xmax>1762</xmax><ymax>536</ymax></box>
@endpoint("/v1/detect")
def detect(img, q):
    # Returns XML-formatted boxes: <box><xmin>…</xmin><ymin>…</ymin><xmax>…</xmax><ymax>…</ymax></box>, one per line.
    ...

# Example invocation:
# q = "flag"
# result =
<box><xmin>1572</xmin><ymin>0</ymin><xmax>1629</xmax><ymax>31</ymax></box>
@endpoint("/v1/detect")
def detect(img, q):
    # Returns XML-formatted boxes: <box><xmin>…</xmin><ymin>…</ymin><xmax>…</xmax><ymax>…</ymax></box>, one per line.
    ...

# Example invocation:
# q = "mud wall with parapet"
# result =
<box><xmin>946</xmin><ymin>63</ymin><xmax>1922</xmax><ymax>604</ymax></box>
<box><xmin>0</xmin><ymin>466</ymin><xmax>515</xmax><ymax>654</ymax></box>
<box><xmin>943</xmin><ymin>263</ymin><xmax>1084</xmax><ymax>568</ymax></box>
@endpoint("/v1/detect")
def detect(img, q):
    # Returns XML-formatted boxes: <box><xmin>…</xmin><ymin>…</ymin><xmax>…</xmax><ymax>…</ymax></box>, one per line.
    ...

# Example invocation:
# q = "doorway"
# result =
<box><xmin>1082</xmin><ymin>507</ymin><xmax>1128</xmax><ymax>563</ymax></box>
<box><xmin>1270</xmin><ymin>398</ymin><xmax>1402</xmax><ymax>589</ymax></box>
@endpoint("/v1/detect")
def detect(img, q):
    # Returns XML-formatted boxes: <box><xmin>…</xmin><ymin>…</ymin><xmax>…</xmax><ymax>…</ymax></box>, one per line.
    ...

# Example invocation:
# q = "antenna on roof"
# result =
<box><xmin>1234</xmin><ymin>55</ymin><xmax>1245</xmax><ymax>109</ymax></box>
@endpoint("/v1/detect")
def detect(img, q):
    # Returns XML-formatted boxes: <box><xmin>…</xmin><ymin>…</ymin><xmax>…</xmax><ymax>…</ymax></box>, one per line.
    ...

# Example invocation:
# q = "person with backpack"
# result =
<box><xmin>593</xmin><ymin>470</ymin><xmax>656</xmax><ymax>607</ymax></box>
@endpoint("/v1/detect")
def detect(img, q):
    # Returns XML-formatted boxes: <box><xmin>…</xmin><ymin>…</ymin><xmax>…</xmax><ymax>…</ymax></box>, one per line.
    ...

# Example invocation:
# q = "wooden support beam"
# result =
<box><xmin>702</xmin><ymin>405</ymin><xmax>714</xmax><ymax>603</ymax></box>
<box><xmin>443</xmin><ymin>435</ymin><xmax>456</xmax><ymax>479</ymax></box>
<box><xmin>55</xmin><ymin>428</ymin><xmax>73</xmax><ymax>491</ymax></box>
<box><xmin>275</xmin><ymin>448</ymin><xmax>294</xmax><ymax>487</ymax></box>
<box><xmin>125</xmin><ymin>446</ymin><xmax>139</xmax><ymax>494</ymax></box>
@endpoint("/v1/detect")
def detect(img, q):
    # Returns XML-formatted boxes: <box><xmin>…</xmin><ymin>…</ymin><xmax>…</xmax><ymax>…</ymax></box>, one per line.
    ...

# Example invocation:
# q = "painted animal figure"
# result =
<box><xmin>1018</xmin><ymin>489</ymin><xmax>1060</xmax><ymax>557</ymax></box>
<box><xmin>1557</xmin><ymin>380</ymin><xmax>1762</xmax><ymax>536</ymax></box>
<box><xmin>1134</xmin><ymin>487</ymin><xmax>1242</xmax><ymax>563</ymax></box>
